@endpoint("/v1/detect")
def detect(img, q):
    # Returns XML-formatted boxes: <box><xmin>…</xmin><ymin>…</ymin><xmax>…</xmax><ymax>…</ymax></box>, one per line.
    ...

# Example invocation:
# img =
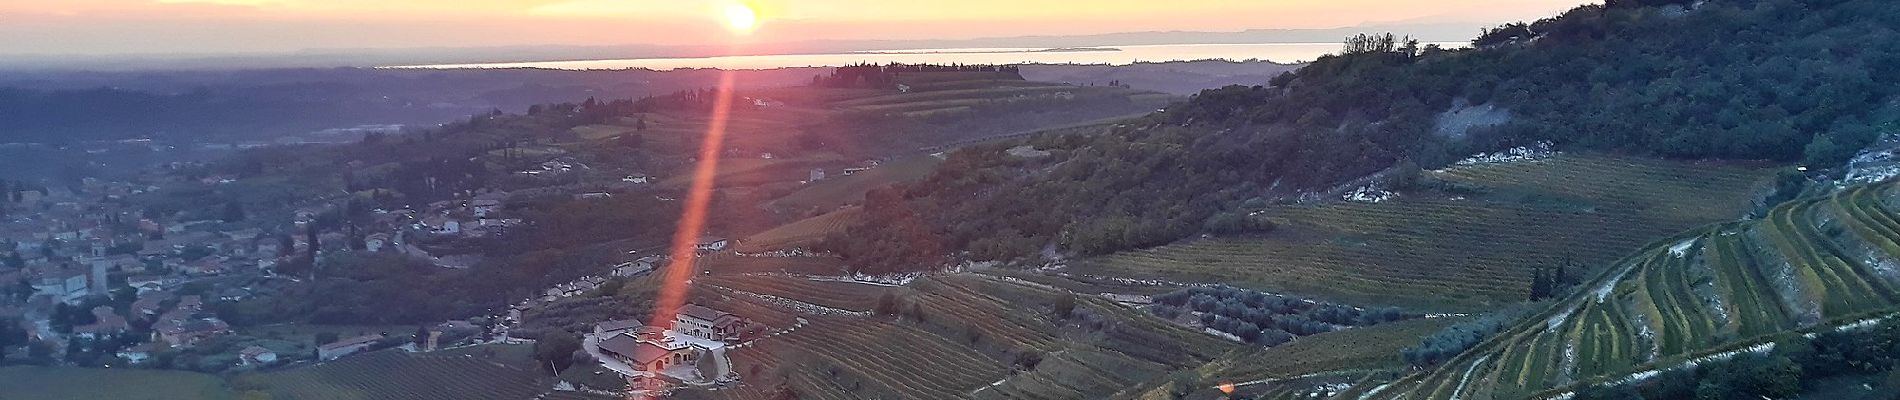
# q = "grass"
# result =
<box><xmin>0</xmin><ymin>366</ymin><xmax>235</xmax><ymax>400</ymax></box>
<box><xmin>1072</xmin><ymin>155</ymin><xmax>1776</xmax><ymax>311</ymax></box>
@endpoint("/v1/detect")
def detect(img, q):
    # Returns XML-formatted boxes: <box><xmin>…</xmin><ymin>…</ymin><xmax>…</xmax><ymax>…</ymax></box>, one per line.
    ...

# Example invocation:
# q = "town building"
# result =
<box><xmin>675</xmin><ymin>304</ymin><xmax>746</xmax><ymax>341</ymax></box>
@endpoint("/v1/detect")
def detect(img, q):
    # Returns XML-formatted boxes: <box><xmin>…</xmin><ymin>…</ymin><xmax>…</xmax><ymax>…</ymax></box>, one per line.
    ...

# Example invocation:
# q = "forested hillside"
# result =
<box><xmin>833</xmin><ymin>0</ymin><xmax>1900</xmax><ymax>271</ymax></box>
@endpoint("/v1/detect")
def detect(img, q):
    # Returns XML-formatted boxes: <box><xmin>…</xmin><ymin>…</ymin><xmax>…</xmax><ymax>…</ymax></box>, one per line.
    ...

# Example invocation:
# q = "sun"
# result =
<box><xmin>722</xmin><ymin>3</ymin><xmax>759</xmax><ymax>35</ymax></box>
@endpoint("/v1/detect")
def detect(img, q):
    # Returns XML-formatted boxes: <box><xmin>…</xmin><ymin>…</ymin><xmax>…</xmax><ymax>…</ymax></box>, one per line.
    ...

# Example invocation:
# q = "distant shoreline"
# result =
<box><xmin>852</xmin><ymin>47</ymin><xmax>1123</xmax><ymax>55</ymax></box>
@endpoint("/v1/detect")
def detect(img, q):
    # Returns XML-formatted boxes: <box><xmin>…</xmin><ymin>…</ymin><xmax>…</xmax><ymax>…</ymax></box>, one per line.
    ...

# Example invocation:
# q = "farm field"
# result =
<box><xmin>1367</xmin><ymin>179</ymin><xmax>1900</xmax><ymax>399</ymax></box>
<box><xmin>249</xmin><ymin>346</ymin><xmax>551</xmax><ymax>400</ymax></box>
<box><xmin>1072</xmin><ymin>155</ymin><xmax>1777</xmax><ymax>311</ymax></box>
<box><xmin>0</xmin><ymin>366</ymin><xmax>236</xmax><ymax>400</ymax></box>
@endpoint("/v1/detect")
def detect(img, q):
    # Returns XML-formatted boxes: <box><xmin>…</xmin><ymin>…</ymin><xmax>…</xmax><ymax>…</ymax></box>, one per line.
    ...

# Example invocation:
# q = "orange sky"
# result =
<box><xmin>0</xmin><ymin>0</ymin><xmax>1591</xmax><ymax>55</ymax></box>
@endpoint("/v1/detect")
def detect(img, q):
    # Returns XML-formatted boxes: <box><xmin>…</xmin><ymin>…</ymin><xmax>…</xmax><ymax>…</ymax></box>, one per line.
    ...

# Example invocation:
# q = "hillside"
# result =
<box><xmin>1069</xmin><ymin>154</ymin><xmax>1777</xmax><ymax>310</ymax></box>
<box><xmin>688</xmin><ymin>273</ymin><xmax>1238</xmax><ymax>400</ymax></box>
<box><xmin>836</xmin><ymin>0</ymin><xmax>1900</xmax><ymax>271</ymax></box>
<box><xmin>1252</xmin><ymin>178</ymin><xmax>1900</xmax><ymax>399</ymax></box>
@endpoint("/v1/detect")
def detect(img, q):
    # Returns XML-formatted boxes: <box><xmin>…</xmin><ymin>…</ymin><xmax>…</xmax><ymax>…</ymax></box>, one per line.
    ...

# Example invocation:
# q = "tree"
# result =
<box><xmin>315</xmin><ymin>332</ymin><xmax>340</xmax><ymax>346</ymax></box>
<box><xmin>1012</xmin><ymin>351</ymin><xmax>1044</xmax><ymax>371</ymax></box>
<box><xmin>874</xmin><ymin>293</ymin><xmax>898</xmax><ymax>316</ymax></box>
<box><xmin>1053</xmin><ymin>294</ymin><xmax>1077</xmax><ymax>320</ymax></box>
<box><xmin>534</xmin><ymin>334</ymin><xmax>582</xmax><ymax>373</ymax></box>
<box><xmin>1529</xmin><ymin>268</ymin><xmax>1552</xmax><ymax>300</ymax></box>
<box><xmin>304</xmin><ymin>223</ymin><xmax>319</xmax><ymax>276</ymax></box>
<box><xmin>413</xmin><ymin>326</ymin><xmax>431</xmax><ymax>350</ymax></box>
<box><xmin>222</xmin><ymin>201</ymin><xmax>246</xmax><ymax>222</ymax></box>
<box><xmin>1694</xmin><ymin>354</ymin><xmax>1800</xmax><ymax>400</ymax></box>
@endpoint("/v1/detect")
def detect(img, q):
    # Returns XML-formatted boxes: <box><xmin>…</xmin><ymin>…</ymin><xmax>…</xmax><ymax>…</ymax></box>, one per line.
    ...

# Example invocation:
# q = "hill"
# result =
<box><xmin>1069</xmin><ymin>154</ymin><xmax>1778</xmax><ymax>310</ymax></box>
<box><xmin>834</xmin><ymin>0</ymin><xmax>1900</xmax><ymax>272</ymax></box>
<box><xmin>1310</xmin><ymin>178</ymin><xmax>1900</xmax><ymax>399</ymax></box>
<box><xmin>690</xmin><ymin>273</ymin><xmax>1238</xmax><ymax>400</ymax></box>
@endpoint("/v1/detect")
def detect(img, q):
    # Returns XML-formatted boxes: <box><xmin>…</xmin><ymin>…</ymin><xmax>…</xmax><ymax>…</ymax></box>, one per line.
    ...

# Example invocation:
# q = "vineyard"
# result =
<box><xmin>1074</xmin><ymin>155</ymin><xmax>1776</xmax><ymax>310</ymax></box>
<box><xmin>1359</xmin><ymin>179</ymin><xmax>1900</xmax><ymax>399</ymax></box>
<box><xmin>699</xmin><ymin>274</ymin><xmax>902</xmax><ymax>312</ymax></box>
<box><xmin>741</xmin><ymin>316</ymin><xmax>1010</xmax><ymax>399</ymax></box>
<box><xmin>0</xmin><ymin>367</ymin><xmax>235</xmax><ymax>400</ymax></box>
<box><xmin>250</xmin><ymin>347</ymin><xmax>551</xmax><ymax>400</ymax></box>
<box><xmin>735</xmin><ymin>207</ymin><xmax>863</xmax><ymax>253</ymax></box>
<box><xmin>695</xmin><ymin>254</ymin><xmax>846</xmax><ymax>275</ymax></box>
<box><xmin>1200</xmin><ymin>316</ymin><xmax>1466</xmax><ymax>385</ymax></box>
<box><xmin>682</xmin><ymin>272</ymin><xmax>1241</xmax><ymax>400</ymax></box>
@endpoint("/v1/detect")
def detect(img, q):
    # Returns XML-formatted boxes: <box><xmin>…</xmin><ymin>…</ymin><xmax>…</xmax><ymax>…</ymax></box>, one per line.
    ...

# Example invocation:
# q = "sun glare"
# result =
<box><xmin>723</xmin><ymin>3</ymin><xmax>759</xmax><ymax>34</ymax></box>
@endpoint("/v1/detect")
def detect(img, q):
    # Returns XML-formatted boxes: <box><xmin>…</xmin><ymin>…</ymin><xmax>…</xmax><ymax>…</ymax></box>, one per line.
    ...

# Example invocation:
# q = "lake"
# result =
<box><xmin>391</xmin><ymin>42</ymin><xmax>1464</xmax><ymax>71</ymax></box>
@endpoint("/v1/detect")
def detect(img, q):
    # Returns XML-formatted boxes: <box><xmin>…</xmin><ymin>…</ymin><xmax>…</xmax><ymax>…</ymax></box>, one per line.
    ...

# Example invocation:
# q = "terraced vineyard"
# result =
<box><xmin>252</xmin><ymin>348</ymin><xmax>549</xmax><ymax>400</ymax></box>
<box><xmin>696</xmin><ymin>254</ymin><xmax>846</xmax><ymax>275</ymax></box>
<box><xmin>1074</xmin><ymin>155</ymin><xmax>1775</xmax><ymax>310</ymax></box>
<box><xmin>695</xmin><ymin>272</ymin><xmax>1237</xmax><ymax>400</ymax></box>
<box><xmin>755</xmin><ymin>316</ymin><xmax>1009</xmax><ymax>399</ymax></box>
<box><xmin>700</xmin><ymin>274</ymin><xmax>902</xmax><ymax>312</ymax></box>
<box><xmin>1366</xmin><ymin>180</ymin><xmax>1900</xmax><ymax>399</ymax></box>
<box><xmin>1200</xmin><ymin>316</ymin><xmax>1466</xmax><ymax>384</ymax></box>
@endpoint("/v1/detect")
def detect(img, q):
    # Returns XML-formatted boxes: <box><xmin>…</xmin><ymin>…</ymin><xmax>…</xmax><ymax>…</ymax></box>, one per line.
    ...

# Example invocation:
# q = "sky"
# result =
<box><xmin>0</xmin><ymin>0</ymin><xmax>1590</xmax><ymax>56</ymax></box>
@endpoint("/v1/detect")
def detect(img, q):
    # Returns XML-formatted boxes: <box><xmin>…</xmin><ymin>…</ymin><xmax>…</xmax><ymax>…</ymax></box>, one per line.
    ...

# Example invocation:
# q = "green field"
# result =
<box><xmin>0</xmin><ymin>367</ymin><xmax>236</xmax><ymax>400</ymax></box>
<box><xmin>1072</xmin><ymin>155</ymin><xmax>1776</xmax><ymax>311</ymax></box>
<box><xmin>1371</xmin><ymin>179</ymin><xmax>1900</xmax><ymax>399</ymax></box>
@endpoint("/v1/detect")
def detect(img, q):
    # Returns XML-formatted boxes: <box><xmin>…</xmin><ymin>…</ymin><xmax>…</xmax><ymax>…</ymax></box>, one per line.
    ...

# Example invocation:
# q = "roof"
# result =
<box><xmin>319</xmin><ymin>334</ymin><xmax>385</xmax><ymax>351</ymax></box>
<box><xmin>240</xmin><ymin>346</ymin><xmax>275</xmax><ymax>357</ymax></box>
<box><xmin>177</xmin><ymin>295</ymin><xmax>203</xmax><ymax>309</ymax></box>
<box><xmin>599</xmin><ymin>335</ymin><xmax>672</xmax><ymax>365</ymax></box>
<box><xmin>676</xmin><ymin>304</ymin><xmax>734</xmax><ymax>323</ymax></box>
<box><xmin>596</xmin><ymin>319</ymin><xmax>644</xmax><ymax>333</ymax></box>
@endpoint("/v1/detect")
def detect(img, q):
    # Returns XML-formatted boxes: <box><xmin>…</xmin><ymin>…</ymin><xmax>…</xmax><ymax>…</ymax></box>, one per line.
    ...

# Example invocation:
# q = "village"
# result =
<box><xmin>0</xmin><ymin>169</ymin><xmax>555</xmax><ymax>371</ymax></box>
